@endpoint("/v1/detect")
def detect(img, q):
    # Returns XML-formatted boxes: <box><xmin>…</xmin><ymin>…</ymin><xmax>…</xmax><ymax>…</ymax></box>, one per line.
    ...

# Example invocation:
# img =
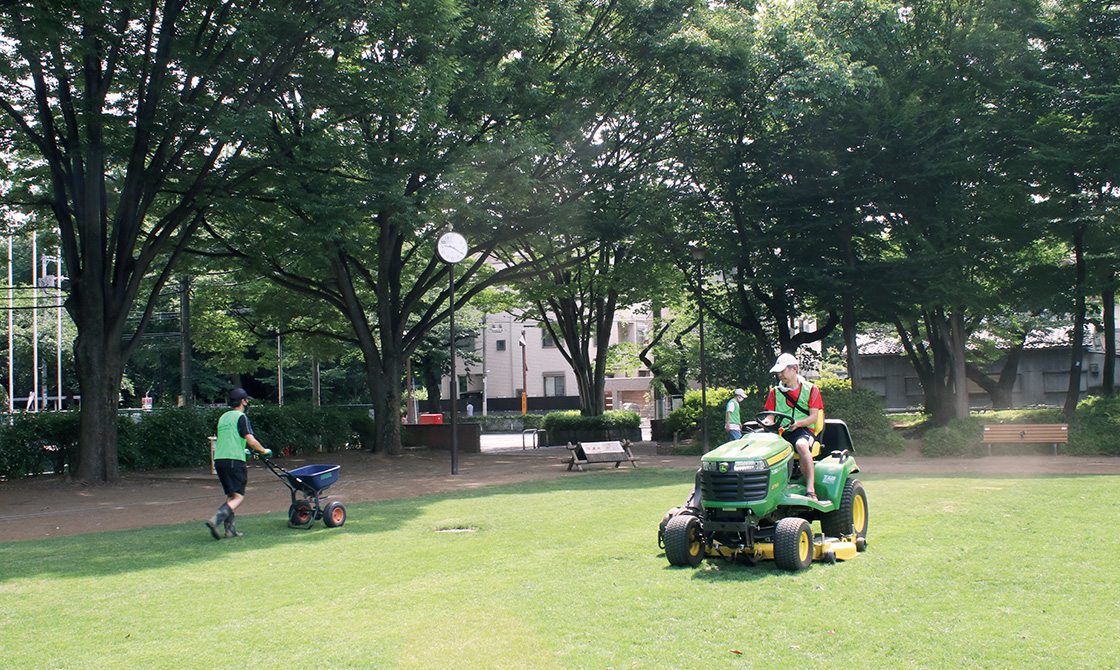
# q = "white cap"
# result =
<box><xmin>769</xmin><ymin>353</ymin><xmax>799</xmax><ymax>373</ymax></box>
<box><xmin>733</xmin><ymin>388</ymin><xmax>746</xmax><ymax>398</ymax></box>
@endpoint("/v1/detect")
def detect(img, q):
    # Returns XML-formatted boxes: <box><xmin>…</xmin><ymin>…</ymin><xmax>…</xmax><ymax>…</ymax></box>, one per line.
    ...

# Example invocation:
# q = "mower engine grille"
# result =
<box><xmin>701</xmin><ymin>469</ymin><xmax>771</xmax><ymax>503</ymax></box>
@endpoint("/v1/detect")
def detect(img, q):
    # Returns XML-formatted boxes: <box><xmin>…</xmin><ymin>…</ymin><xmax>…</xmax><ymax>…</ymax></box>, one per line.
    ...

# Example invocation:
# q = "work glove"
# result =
<box><xmin>258</xmin><ymin>448</ymin><xmax>273</xmax><ymax>459</ymax></box>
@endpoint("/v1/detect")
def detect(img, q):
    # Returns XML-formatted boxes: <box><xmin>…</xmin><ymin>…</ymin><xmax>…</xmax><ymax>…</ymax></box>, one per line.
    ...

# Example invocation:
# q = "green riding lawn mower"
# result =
<box><xmin>659</xmin><ymin>411</ymin><xmax>868</xmax><ymax>571</ymax></box>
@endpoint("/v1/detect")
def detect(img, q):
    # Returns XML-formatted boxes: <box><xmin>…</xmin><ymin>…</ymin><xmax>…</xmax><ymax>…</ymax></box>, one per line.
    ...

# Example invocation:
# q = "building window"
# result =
<box><xmin>496</xmin><ymin>339</ymin><xmax>506</xmax><ymax>351</ymax></box>
<box><xmin>542</xmin><ymin>333</ymin><xmax>556</xmax><ymax>348</ymax></box>
<box><xmin>544</xmin><ymin>374</ymin><xmax>565</xmax><ymax>397</ymax></box>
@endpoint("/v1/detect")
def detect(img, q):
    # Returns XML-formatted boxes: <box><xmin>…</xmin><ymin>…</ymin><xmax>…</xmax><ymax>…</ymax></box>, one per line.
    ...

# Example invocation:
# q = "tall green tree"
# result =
<box><xmin>0</xmin><ymin>0</ymin><xmax>352</xmax><ymax>482</ymax></box>
<box><xmin>205</xmin><ymin>0</ymin><xmax>699</xmax><ymax>450</ymax></box>
<box><xmin>850</xmin><ymin>0</ymin><xmax>1045</xmax><ymax>423</ymax></box>
<box><xmin>1032</xmin><ymin>0</ymin><xmax>1120</xmax><ymax>410</ymax></box>
<box><xmin>664</xmin><ymin>0</ymin><xmax>873</xmax><ymax>368</ymax></box>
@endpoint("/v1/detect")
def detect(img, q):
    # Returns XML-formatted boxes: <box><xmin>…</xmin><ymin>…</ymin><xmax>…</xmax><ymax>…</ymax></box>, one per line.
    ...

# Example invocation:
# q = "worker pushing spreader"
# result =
<box><xmin>261</xmin><ymin>458</ymin><xmax>347</xmax><ymax>529</ymax></box>
<box><xmin>659</xmin><ymin>411</ymin><xmax>868</xmax><ymax>571</ymax></box>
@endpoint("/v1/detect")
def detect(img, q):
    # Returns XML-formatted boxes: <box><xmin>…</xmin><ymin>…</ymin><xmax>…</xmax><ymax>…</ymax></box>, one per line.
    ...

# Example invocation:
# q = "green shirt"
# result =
<box><xmin>215</xmin><ymin>409</ymin><xmax>249</xmax><ymax>461</ymax></box>
<box><xmin>726</xmin><ymin>398</ymin><xmax>741</xmax><ymax>426</ymax></box>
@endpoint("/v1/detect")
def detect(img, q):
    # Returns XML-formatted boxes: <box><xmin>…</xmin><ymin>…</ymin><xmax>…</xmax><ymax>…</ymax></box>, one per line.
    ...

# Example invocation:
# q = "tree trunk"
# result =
<box><xmin>423</xmin><ymin>366</ymin><xmax>442</xmax><ymax>415</ymax></box>
<box><xmin>842</xmin><ymin>297</ymin><xmax>862</xmax><ymax>389</ymax></box>
<box><xmin>71</xmin><ymin>326</ymin><xmax>125</xmax><ymax>483</ymax></box>
<box><xmin>367</xmin><ymin>354</ymin><xmax>404</xmax><ymax>455</ymax></box>
<box><xmin>949</xmin><ymin>310</ymin><xmax>970</xmax><ymax>420</ymax></box>
<box><xmin>895</xmin><ymin>311</ymin><xmax>956</xmax><ymax>425</ymax></box>
<box><xmin>965</xmin><ymin>337</ymin><xmax>1025</xmax><ymax>409</ymax></box>
<box><xmin>1065</xmin><ymin>223</ymin><xmax>1087</xmax><ymax>416</ymax></box>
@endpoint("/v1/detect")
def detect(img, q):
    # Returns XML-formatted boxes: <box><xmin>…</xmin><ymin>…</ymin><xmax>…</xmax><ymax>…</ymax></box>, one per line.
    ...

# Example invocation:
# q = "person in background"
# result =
<box><xmin>725</xmin><ymin>388</ymin><xmax>747</xmax><ymax>441</ymax></box>
<box><xmin>206</xmin><ymin>388</ymin><xmax>271</xmax><ymax>539</ymax></box>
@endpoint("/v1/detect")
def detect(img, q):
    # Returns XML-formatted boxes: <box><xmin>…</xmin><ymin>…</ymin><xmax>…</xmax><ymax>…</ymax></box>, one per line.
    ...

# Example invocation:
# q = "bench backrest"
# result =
<box><xmin>575</xmin><ymin>441</ymin><xmax>627</xmax><ymax>460</ymax></box>
<box><xmin>982</xmin><ymin>424</ymin><xmax>1068</xmax><ymax>443</ymax></box>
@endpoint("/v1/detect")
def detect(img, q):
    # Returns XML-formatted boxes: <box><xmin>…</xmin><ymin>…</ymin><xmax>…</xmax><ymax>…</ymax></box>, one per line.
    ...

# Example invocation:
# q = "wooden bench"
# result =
<box><xmin>982</xmin><ymin>424</ymin><xmax>1068</xmax><ymax>456</ymax></box>
<box><xmin>565</xmin><ymin>440</ymin><xmax>639</xmax><ymax>471</ymax></box>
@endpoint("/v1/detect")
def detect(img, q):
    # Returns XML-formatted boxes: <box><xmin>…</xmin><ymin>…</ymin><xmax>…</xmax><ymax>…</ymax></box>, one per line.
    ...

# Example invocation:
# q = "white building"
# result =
<box><xmin>442</xmin><ymin>308</ymin><xmax>659</xmax><ymax>417</ymax></box>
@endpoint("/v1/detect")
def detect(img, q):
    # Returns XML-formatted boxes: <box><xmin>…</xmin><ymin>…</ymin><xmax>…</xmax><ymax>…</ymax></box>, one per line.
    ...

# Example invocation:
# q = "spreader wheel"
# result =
<box><xmin>289</xmin><ymin>500</ymin><xmax>314</xmax><ymax>527</ymax></box>
<box><xmin>323</xmin><ymin>500</ymin><xmax>346</xmax><ymax>528</ymax></box>
<box><xmin>664</xmin><ymin>514</ymin><xmax>704</xmax><ymax>567</ymax></box>
<box><xmin>821</xmin><ymin>479</ymin><xmax>868</xmax><ymax>540</ymax></box>
<box><xmin>774</xmin><ymin>517</ymin><xmax>814</xmax><ymax>571</ymax></box>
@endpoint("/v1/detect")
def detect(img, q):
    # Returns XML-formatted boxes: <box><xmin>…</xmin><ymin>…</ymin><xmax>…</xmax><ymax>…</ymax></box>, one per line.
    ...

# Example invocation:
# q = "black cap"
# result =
<box><xmin>228</xmin><ymin>388</ymin><xmax>252</xmax><ymax>407</ymax></box>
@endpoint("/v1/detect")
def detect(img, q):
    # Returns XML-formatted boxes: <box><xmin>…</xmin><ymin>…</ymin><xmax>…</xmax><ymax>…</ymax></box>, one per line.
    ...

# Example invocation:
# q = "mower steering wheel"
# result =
<box><xmin>755</xmin><ymin>411</ymin><xmax>794</xmax><ymax>433</ymax></box>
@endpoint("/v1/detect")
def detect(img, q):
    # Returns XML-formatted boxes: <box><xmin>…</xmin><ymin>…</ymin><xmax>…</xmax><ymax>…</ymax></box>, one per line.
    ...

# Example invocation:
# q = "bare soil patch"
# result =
<box><xmin>2</xmin><ymin>441</ymin><xmax>1117</xmax><ymax>542</ymax></box>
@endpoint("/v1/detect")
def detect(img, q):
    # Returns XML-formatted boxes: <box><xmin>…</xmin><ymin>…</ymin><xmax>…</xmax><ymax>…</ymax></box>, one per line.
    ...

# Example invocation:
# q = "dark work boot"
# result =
<box><xmin>205</xmin><ymin>503</ymin><xmax>232</xmax><ymax>540</ymax></box>
<box><xmin>224</xmin><ymin>512</ymin><xmax>243</xmax><ymax>538</ymax></box>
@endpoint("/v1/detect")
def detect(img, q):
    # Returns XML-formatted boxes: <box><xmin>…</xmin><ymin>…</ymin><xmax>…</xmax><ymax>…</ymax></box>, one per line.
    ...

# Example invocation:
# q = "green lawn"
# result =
<box><xmin>2</xmin><ymin>469</ymin><xmax>1116</xmax><ymax>669</ymax></box>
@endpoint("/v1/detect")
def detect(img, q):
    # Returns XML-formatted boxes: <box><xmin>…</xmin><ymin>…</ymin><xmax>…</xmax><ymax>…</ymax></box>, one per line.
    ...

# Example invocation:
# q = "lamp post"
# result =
<box><xmin>519</xmin><ymin>330</ymin><xmax>527</xmax><ymax>415</ymax></box>
<box><xmin>437</xmin><ymin>231</ymin><xmax>468</xmax><ymax>475</ymax></box>
<box><xmin>691</xmin><ymin>245</ymin><xmax>708</xmax><ymax>452</ymax></box>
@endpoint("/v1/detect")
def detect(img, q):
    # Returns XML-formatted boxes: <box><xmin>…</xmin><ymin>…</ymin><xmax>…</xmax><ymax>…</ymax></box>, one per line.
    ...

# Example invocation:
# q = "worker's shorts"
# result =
<box><xmin>214</xmin><ymin>459</ymin><xmax>248</xmax><ymax>497</ymax></box>
<box><xmin>782</xmin><ymin>427</ymin><xmax>817</xmax><ymax>450</ymax></box>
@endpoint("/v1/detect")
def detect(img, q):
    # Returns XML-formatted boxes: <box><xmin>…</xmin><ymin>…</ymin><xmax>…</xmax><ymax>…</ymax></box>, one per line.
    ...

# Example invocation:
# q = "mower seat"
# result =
<box><xmin>791</xmin><ymin>420</ymin><xmax>853</xmax><ymax>462</ymax></box>
<box><xmin>818</xmin><ymin>419</ymin><xmax>854</xmax><ymax>459</ymax></box>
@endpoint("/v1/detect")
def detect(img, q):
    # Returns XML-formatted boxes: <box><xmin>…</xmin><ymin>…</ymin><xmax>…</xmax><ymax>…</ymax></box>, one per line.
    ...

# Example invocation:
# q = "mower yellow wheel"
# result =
<box><xmin>822</xmin><ymin>479</ymin><xmax>868</xmax><ymax>543</ymax></box>
<box><xmin>664</xmin><ymin>514</ymin><xmax>704</xmax><ymax>567</ymax></box>
<box><xmin>775</xmin><ymin>517</ymin><xmax>813</xmax><ymax>571</ymax></box>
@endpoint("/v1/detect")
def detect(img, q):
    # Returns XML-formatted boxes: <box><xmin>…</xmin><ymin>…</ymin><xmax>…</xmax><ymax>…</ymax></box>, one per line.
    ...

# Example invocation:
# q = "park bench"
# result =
<box><xmin>565</xmin><ymin>440</ymin><xmax>639</xmax><ymax>472</ymax></box>
<box><xmin>981</xmin><ymin>424</ymin><xmax>1068</xmax><ymax>456</ymax></box>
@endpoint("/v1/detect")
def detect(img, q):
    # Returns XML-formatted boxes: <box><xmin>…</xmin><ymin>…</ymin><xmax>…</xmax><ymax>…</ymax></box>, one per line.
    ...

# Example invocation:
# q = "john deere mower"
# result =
<box><xmin>659</xmin><ymin>411</ymin><xmax>868</xmax><ymax>571</ymax></box>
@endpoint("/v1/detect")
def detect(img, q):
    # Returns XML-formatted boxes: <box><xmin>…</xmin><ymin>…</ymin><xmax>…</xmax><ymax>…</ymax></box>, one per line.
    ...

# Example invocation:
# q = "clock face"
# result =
<box><xmin>437</xmin><ymin>232</ymin><xmax>468</xmax><ymax>264</ymax></box>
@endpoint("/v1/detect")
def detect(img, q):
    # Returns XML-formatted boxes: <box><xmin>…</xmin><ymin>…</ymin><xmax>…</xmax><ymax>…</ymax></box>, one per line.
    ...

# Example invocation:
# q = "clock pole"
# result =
<box><xmin>437</xmin><ymin>231</ymin><xmax>468</xmax><ymax>476</ymax></box>
<box><xmin>449</xmin><ymin>259</ymin><xmax>458</xmax><ymax>475</ymax></box>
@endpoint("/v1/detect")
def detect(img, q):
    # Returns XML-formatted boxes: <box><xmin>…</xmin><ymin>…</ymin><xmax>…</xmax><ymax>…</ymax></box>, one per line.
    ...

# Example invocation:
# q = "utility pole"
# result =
<box><xmin>179</xmin><ymin>276</ymin><xmax>193</xmax><ymax>406</ymax></box>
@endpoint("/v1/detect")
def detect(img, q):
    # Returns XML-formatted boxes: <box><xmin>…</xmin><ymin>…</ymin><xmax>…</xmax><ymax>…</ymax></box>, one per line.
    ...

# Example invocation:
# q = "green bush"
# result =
<box><xmin>0</xmin><ymin>412</ymin><xmax>80</xmax><ymax>478</ymax></box>
<box><xmin>247</xmin><ymin>405</ymin><xmax>372</xmax><ymax>455</ymax></box>
<box><xmin>817</xmin><ymin>378</ymin><xmax>906</xmax><ymax>455</ymax></box>
<box><xmin>916</xmin><ymin>401</ymin><xmax>1120</xmax><ymax>457</ymax></box>
<box><xmin>920</xmin><ymin>416</ymin><xmax>987</xmax><ymax>457</ymax></box>
<box><xmin>663</xmin><ymin>387</ymin><xmax>751</xmax><ymax>441</ymax></box>
<box><xmin>0</xmin><ymin>406</ymin><xmax>375</xmax><ymax>479</ymax></box>
<box><xmin>461</xmin><ymin>413</ymin><xmax>545</xmax><ymax>431</ymax></box>
<box><xmin>120</xmin><ymin>408</ymin><xmax>221</xmax><ymax>470</ymax></box>
<box><xmin>542</xmin><ymin>409</ymin><xmax>640</xmax><ymax>432</ymax></box>
<box><xmin>541</xmin><ymin>409</ymin><xmax>641</xmax><ymax>444</ymax></box>
<box><xmin>1067</xmin><ymin>395</ymin><xmax>1120</xmax><ymax>455</ymax></box>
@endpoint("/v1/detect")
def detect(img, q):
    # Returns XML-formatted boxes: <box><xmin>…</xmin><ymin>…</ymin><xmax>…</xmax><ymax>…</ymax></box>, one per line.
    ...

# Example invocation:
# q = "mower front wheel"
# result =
<box><xmin>774</xmin><ymin>517</ymin><xmax>814</xmax><ymax>571</ymax></box>
<box><xmin>664</xmin><ymin>514</ymin><xmax>704</xmax><ymax>567</ymax></box>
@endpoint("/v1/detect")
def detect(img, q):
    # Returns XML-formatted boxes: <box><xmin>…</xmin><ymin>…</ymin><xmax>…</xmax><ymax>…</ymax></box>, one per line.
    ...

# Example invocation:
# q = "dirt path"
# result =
<box><xmin>3</xmin><ymin>441</ymin><xmax>1118</xmax><ymax>542</ymax></box>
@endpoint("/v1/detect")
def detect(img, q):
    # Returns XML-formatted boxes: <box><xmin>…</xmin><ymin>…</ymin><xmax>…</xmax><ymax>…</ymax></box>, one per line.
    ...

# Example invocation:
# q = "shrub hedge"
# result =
<box><xmin>541</xmin><ymin>410</ymin><xmax>641</xmax><ymax>445</ymax></box>
<box><xmin>919</xmin><ymin>397</ymin><xmax>1120</xmax><ymax>457</ymax></box>
<box><xmin>661</xmin><ymin>379</ymin><xmax>904</xmax><ymax>456</ymax></box>
<box><xmin>816</xmin><ymin>378</ymin><xmax>906</xmax><ymax>456</ymax></box>
<box><xmin>0</xmin><ymin>406</ymin><xmax>375</xmax><ymax>479</ymax></box>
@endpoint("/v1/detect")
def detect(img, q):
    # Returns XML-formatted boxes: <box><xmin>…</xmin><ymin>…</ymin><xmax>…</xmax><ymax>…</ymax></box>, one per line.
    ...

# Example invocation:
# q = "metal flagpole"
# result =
<box><xmin>31</xmin><ymin>231</ymin><xmax>38</xmax><ymax>412</ymax></box>
<box><xmin>7</xmin><ymin>233</ymin><xmax>12</xmax><ymax>413</ymax></box>
<box><xmin>519</xmin><ymin>330</ymin><xmax>527</xmax><ymax>415</ymax></box>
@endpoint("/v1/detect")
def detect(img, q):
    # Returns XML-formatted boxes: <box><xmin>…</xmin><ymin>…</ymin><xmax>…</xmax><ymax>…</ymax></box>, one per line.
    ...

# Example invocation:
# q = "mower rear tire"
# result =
<box><xmin>323</xmin><ymin>500</ymin><xmax>346</xmax><ymax>528</ymax></box>
<box><xmin>775</xmin><ymin>517</ymin><xmax>814</xmax><ymax>571</ymax></box>
<box><xmin>664</xmin><ymin>514</ymin><xmax>704</xmax><ymax>567</ymax></box>
<box><xmin>821</xmin><ymin>479</ymin><xmax>868</xmax><ymax>540</ymax></box>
